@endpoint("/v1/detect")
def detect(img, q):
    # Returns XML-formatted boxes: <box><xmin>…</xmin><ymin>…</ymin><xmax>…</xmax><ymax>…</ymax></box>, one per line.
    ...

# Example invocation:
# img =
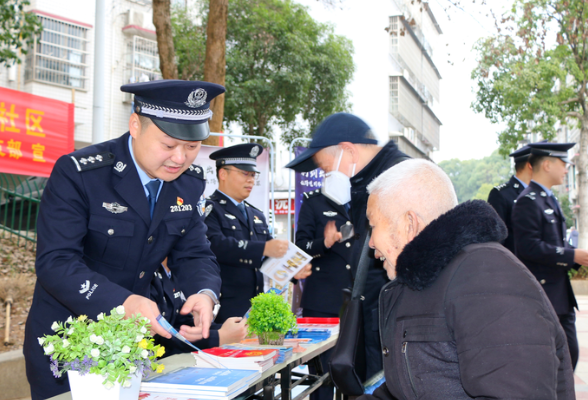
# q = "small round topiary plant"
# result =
<box><xmin>247</xmin><ymin>292</ymin><xmax>297</xmax><ymax>344</ymax></box>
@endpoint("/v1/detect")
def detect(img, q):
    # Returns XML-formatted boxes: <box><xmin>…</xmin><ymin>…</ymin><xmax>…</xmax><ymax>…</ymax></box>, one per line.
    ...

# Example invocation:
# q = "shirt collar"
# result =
<box><xmin>128</xmin><ymin>135</ymin><xmax>163</xmax><ymax>198</ymax></box>
<box><xmin>218</xmin><ymin>190</ymin><xmax>243</xmax><ymax>207</ymax></box>
<box><xmin>531</xmin><ymin>180</ymin><xmax>553</xmax><ymax>197</ymax></box>
<box><xmin>513</xmin><ymin>176</ymin><xmax>528</xmax><ymax>189</ymax></box>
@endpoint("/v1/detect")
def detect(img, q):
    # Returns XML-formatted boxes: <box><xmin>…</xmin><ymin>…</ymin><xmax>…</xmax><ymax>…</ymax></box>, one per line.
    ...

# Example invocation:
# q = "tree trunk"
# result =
<box><xmin>577</xmin><ymin>114</ymin><xmax>588</xmax><ymax>250</ymax></box>
<box><xmin>202</xmin><ymin>0</ymin><xmax>228</xmax><ymax>146</ymax></box>
<box><xmin>153</xmin><ymin>0</ymin><xmax>178</xmax><ymax>79</ymax></box>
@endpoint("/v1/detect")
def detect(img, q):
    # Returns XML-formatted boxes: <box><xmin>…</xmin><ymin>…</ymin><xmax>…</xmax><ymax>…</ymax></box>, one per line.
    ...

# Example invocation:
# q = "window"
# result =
<box><xmin>25</xmin><ymin>15</ymin><xmax>89</xmax><ymax>89</ymax></box>
<box><xmin>389</xmin><ymin>76</ymin><xmax>399</xmax><ymax>114</ymax></box>
<box><xmin>389</xmin><ymin>16</ymin><xmax>399</xmax><ymax>51</ymax></box>
<box><xmin>123</xmin><ymin>36</ymin><xmax>161</xmax><ymax>97</ymax></box>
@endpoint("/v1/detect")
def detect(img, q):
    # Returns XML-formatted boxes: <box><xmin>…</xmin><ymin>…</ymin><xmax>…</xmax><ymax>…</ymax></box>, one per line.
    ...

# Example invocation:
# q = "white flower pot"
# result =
<box><xmin>67</xmin><ymin>370</ymin><xmax>141</xmax><ymax>400</ymax></box>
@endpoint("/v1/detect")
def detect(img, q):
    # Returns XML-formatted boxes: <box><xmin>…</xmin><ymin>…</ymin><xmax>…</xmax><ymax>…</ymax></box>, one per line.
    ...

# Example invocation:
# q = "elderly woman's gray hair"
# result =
<box><xmin>367</xmin><ymin>159</ymin><xmax>458</xmax><ymax>225</ymax></box>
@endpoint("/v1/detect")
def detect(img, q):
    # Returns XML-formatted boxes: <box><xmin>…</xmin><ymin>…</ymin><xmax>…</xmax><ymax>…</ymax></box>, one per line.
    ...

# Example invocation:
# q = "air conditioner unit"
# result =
<box><xmin>125</xmin><ymin>9</ymin><xmax>144</xmax><ymax>27</ymax></box>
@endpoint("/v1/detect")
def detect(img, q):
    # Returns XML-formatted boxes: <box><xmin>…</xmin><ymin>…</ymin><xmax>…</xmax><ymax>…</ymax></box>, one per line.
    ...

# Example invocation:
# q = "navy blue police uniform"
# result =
<box><xmin>204</xmin><ymin>144</ymin><xmax>273</xmax><ymax>323</ymax></box>
<box><xmin>487</xmin><ymin>176</ymin><xmax>526</xmax><ymax>253</ymax></box>
<box><xmin>295</xmin><ymin>189</ymin><xmax>353</xmax><ymax>400</ymax></box>
<box><xmin>150</xmin><ymin>266</ymin><xmax>221</xmax><ymax>357</ymax></box>
<box><xmin>296</xmin><ymin>189</ymin><xmax>353</xmax><ymax>316</ymax></box>
<box><xmin>23</xmin><ymin>80</ymin><xmax>224</xmax><ymax>400</ymax></box>
<box><xmin>487</xmin><ymin>145</ymin><xmax>531</xmax><ymax>253</ymax></box>
<box><xmin>512</xmin><ymin>142</ymin><xmax>579</xmax><ymax>369</ymax></box>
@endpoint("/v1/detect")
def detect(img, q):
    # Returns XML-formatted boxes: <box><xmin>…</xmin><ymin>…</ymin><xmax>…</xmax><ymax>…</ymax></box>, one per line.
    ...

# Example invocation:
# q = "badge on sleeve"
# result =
<box><xmin>197</xmin><ymin>195</ymin><xmax>206</xmax><ymax>216</ymax></box>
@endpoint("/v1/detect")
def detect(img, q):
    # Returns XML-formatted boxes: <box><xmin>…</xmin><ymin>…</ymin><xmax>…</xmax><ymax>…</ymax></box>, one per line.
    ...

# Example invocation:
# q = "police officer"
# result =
<box><xmin>23</xmin><ymin>80</ymin><xmax>223</xmax><ymax>399</ymax></box>
<box><xmin>295</xmin><ymin>189</ymin><xmax>353</xmax><ymax>400</ymax></box>
<box><xmin>487</xmin><ymin>145</ymin><xmax>533</xmax><ymax>253</ymax></box>
<box><xmin>205</xmin><ymin>143</ymin><xmax>311</xmax><ymax>323</ymax></box>
<box><xmin>512</xmin><ymin>141</ymin><xmax>588</xmax><ymax>370</ymax></box>
<box><xmin>150</xmin><ymin>264</ymin><xmax>247</xmax><ymax>357</ymax></box>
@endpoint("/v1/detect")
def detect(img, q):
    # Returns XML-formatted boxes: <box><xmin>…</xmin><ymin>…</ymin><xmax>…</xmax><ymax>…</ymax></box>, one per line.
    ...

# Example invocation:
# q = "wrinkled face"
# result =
<box><xmin>548</xmin><ymin>158</ymin><xmax>569</xmax><ymax>186</ymax></box>
<box><xmin>367</xmin><ymin>195</ymin><xmax>407</xmax><ymax>280</ymax></box>
<box><xmin>130</xmin><ymin>120</ymin><xmax>201</xmax><ymax>182</ymax></box>
<box><xmin>219</xmin><ymin>167</ymin><xmax>256</xmax><ymax>202</ymax></box>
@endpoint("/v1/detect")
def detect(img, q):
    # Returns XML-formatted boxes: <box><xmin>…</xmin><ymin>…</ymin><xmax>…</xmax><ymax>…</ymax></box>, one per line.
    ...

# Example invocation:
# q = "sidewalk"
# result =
<box><xmin>575</xmin><ymin>296</ymin><xmax>588</xmax><ymax>398</ymax></box>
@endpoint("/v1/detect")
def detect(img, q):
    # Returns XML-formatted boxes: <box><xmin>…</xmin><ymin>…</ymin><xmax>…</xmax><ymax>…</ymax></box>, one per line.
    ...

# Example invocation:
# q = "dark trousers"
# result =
<box><xmin>303</xmin><ymin>309</ymin><xmax>336</xmax><ymax>400</ymax></box>
<box><xmin>559</xmin><ymin>311</ymin><xmax>579</xmax><ymax>370</ymax></box>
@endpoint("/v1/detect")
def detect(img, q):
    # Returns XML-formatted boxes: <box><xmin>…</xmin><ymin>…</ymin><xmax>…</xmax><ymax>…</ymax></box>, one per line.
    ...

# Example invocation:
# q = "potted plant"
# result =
<box><xmin>38</xmin><ymin>306</ymin><xmax>165</xmax><ymax>400</ymax></box>
<box><xmin>247</xmin><ymin>292</ymin><xmax>297</xmax><ymax>345</ymax></box>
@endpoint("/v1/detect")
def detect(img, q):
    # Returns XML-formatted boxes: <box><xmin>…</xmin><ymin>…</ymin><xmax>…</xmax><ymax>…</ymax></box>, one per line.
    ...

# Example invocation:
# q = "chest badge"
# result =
<box><xmin>170</xmin><ymin>197</ymin><xmax>193</xmax><ymax>213</ymax></box>
<box><xmin>323</xmin><ymin>211</ymin><xmax>338</xmax><ymax>217</ymax></box>
<box><xmin>544</xmin><ymin>209</ymin><xmax>554</xmax><ymax>215</ymax></box>
<box><xmin>225</xmin><ymin>214</ymin><xmax>236</xmax><ymax>220</ymax></box>
<box><xmin>253</xmin><ymin>215</ymin><xmax>263</xmax><ymax>224</ymax></box>
<box><xmin>102</xmin><ymin>202</ymin><xmax>128</xmax><ymax>214</ymax></box>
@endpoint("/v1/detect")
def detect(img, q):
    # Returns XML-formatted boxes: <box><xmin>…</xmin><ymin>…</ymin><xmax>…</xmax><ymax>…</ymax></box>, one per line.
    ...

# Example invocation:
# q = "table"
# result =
<box><xmin>48</xmin><ymin>335</ymin><xmax>337</xmax><ymax>400</ymax></box>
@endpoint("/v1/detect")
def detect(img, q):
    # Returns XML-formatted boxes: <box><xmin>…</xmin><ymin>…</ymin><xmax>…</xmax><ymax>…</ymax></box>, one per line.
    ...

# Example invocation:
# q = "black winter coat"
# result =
<box><xmin>360</xmin><ymin>201</ymin><xmax>574</xmax><ymax>400</ymax></box>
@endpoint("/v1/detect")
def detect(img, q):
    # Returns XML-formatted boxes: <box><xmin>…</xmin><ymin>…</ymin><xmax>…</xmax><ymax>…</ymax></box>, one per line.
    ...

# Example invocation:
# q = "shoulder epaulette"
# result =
<box><xmin>494</xmin><ymin>183</ymin><xmax>508</xmax><ymax>191</ymax></box>
<box><xmin>302</xmin><ymin>189</ymin><xmax>322</xmax><ymax>199</ymax></box>
<box><xmin>244</xmin><ymin>201</ymin><xmax>262</xmax><ymax>212</ymax></box>
<box><xmin>525</xmin><ymin>191</ymin><xmax>537</xmax><ymax>201</ymax></box>
<box><xmin>184</xmin><ymin>164</ymin><xmax>205</xmax><ymax>180</ymax></box>
<box><xmin>70</xmin><ymin>152</ymin><xmax>115</xmax><ymax>172</ymax></box>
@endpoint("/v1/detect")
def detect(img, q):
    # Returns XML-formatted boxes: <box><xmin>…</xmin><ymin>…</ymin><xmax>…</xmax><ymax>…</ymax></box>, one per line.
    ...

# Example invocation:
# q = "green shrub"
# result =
<box><xmin>247</xmin><ymin>292</ymin><xmax>297</xmax><ymax>338</ymax></box>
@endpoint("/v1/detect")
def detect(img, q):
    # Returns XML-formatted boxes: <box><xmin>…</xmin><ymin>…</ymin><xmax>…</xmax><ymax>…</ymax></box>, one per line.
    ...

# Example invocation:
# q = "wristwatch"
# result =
<box><xmin>198</xmin><ymin>289</ymin><xmax>221</xmax><ymax>321</ymax></box>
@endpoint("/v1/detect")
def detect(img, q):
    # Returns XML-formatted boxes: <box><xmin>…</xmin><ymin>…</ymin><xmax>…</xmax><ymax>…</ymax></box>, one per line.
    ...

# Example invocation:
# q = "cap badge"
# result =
<box><xmin>250</xmin><ymin>146</ymin><xmax>259</xmax><ymax>157</ymax></box>
<box><xmin>185</xmin><ymin>88</ymin><xmax>207</xmax><ymax>108</ymax></box>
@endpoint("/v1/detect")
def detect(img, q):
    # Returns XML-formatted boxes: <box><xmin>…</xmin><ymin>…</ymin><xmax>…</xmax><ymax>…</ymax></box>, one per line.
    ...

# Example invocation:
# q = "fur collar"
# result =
<box><xmin>395</xmin><ymin>200</ymin><xmax>507</xmax><ymax>291</ymax></box>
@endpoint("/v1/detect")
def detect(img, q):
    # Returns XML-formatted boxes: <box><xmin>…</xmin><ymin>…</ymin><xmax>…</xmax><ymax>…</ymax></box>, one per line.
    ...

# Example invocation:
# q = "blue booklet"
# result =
<box><xmin>141</xmin><ymin>367</ymin><xmax>260</xmax><ymax>394</ymax></box>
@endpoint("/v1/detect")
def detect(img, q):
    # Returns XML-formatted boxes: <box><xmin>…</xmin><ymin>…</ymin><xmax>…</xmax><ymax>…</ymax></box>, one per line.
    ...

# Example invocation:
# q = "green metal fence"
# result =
<box><xmin>0</xmin><ymin>173</ymin><xmax>47</xmax><ymax>248</ymax></box>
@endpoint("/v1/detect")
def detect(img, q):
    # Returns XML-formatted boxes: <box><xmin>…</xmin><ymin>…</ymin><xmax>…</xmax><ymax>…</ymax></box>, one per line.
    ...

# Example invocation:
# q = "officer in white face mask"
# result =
<box><xmin>286</xmin><ymin>112</ymin><xmax>410</xmax><ymax>385</ymax></box>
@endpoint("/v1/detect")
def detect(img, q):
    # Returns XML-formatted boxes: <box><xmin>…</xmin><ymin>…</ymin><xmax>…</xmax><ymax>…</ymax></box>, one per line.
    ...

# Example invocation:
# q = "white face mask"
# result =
<box><xmin>321</xmin><ymin>149</ymin><xmax>355</xmax><ymax>205</ymax></box>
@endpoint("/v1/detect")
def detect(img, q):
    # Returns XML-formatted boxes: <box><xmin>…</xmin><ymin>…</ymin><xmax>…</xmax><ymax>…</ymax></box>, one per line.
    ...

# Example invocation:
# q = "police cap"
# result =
<box><xmin>529</xmin><ymin>142</ymin><xmax>576</xmax><ymax>163</ymax></box>
<box><xmin>284</xmin><ymin>113</ymin><xmax>378</xmax><ymax>172</ymax></box>
<box><xmin>121</xmin><ymin>80</ymin><xmax>225</xmax><ymax>142</ymax></box>
<box><xmin>210</xmin><ymin>143</ymin><xmax>264</xmax><ymax>173</ymax></box>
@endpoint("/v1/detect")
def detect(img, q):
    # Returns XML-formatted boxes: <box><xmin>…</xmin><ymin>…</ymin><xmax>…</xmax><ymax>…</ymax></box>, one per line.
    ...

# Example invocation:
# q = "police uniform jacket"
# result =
<box><xmin>295</xmin><ymin>190</ymin><xmax>353</xmax><ymax>315</ymax></box>
<box><xmin>150</xmin><ymin>267</ymin><xmax>220</xmax><ymax>357</ymax></box>
<box><xmin>512</xmin><ymin>181</ymin><xmax>577</xmax><ymax>315</ymax></box>
<box><xmin>487</xmin><ymin>175</ymin><xmax>525</xmax><ymax>253</ymax></box>
<box><xmin>24</xmin><ymin>133</ymin><xmax>221</xmax><ymax>397</ymax></box>
<box><xmin>204</xmin><ymin>190</ymin><xmax>273</xmax><ymax>322</ymax></box>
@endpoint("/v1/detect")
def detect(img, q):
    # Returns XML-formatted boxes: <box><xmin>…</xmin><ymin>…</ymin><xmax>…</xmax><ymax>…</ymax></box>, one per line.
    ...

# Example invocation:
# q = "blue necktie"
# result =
<box><xmin>146</xmin><ymin>180</ymin><xmax>161</xmax><ymax>219</ymax></box>
<box><xmin>237</xmin><ymin>203</ymin><xmax>248</xmax><ymax>222</ymax></box>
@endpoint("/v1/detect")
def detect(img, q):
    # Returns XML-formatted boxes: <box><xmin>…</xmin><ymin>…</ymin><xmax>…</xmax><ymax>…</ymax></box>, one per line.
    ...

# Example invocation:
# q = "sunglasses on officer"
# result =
<box><xmin>222</xmin><ymin>167</ymin><xmax>260</xmax><ymax>179</ymax></box>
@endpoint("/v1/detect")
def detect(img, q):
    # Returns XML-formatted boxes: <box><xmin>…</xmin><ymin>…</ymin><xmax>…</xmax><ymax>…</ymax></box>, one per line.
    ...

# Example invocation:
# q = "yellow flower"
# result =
<box><xmin>156</xmin><ymin>364</ymin><xmax>165</xmax><ymax>373</ymax></box>
<box><xmin>156</xmin><ymin>346</ymin><xmax>166</xmax><ymax>358</ymax></box>
<box><xmin>137</xmin><ymin>339</ymin><xmax>148</xmax><ymax>349</ymax></box>
<box><xmin>77</xmin><ymin>315</ymin><xmax>88</xmax><ymax>322</ymax></box>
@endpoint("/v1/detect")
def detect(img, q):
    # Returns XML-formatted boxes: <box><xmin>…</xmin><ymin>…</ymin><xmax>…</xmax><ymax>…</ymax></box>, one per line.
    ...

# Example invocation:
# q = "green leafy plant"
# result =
<box><xmin>247</xmin><ymin>292</ymin><xmax>297</xmax><ymax>341</ymax></box>
<box><xmin>38</xmin><ymin>306</ymin><xmax>165</xmax><ymax>388</ymax></box>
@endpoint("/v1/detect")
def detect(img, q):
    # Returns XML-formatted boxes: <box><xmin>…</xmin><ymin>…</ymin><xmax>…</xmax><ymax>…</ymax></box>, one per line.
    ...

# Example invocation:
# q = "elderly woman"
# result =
<box><xmin>361</xmin><ymin>159</ymin><xmax>574</xmax><ymax>400</ymax></box>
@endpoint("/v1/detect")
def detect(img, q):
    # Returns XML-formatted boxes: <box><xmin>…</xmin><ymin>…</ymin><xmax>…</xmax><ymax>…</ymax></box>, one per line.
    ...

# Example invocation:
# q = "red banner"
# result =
<box><xmin>272</xmin><ymin>198</ymin><xmax>295</xmax><ymax>215</ymax></box>
<box><xmin>0</xmin><ymin>86</ymin><xmax>74</xmax><ymax>177</ymax></box>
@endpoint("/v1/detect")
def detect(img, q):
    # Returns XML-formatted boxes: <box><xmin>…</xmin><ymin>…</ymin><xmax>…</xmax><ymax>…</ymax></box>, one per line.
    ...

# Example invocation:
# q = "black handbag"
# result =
<box><xmin>329</xmin><ymin>229</ymin><xmax>372</xmax><ymax>396</ymax></box>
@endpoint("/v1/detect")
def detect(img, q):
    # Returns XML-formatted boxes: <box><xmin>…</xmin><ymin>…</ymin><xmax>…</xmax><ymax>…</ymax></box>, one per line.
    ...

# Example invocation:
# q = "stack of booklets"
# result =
<box><xmin>140</xmin><ymin>367</ymin><xmax>260</xmax><ymax>400</ymax></box>
<box><xmin>286</xmin><ymin>317</ymin><xmax>340</xmax><ymax>343</ymax></box>
<box><xmin>226</xmin><ymin>342</ymin><xmax>295</xmax><ymax>363</ymax></box>
<box><xmin>193</xmin><ymin>347</ymin><xmax>278</xmax><ymax>372</ymax></box>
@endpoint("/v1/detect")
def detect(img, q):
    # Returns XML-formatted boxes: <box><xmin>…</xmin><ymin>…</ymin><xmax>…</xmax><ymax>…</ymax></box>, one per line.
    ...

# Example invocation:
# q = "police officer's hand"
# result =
<box><xmin>122</xmin><ymin>294</ymin><xmax>171</xmax><ymax>339</ymax></box>
<box><xmin>180</xmin><ymin>293</ymin><xmax>214</xmax><ymax>339</ymax></box>
<box><xmin>218</xmin><ymin>317</ymin><xmax>248</xmax><ymax>346</ymax></box>
<box><xmin>178</xmin><ymin>324</ymin><xmax>204</xmax><ymax>343</ymax></box>
<box><xmin>574</xmin><ymin>249</ymin><xmax>588</xmax><ymax>266</ymax></box>
<box><xmin>324</xmin><ymin>221</ymin><xmax>342</xmax><ymax>249</ymax></box>
<box><xmin>293</xmin><ymin>264</ymin><xmax>312</xmax><ymax>280</ymax></box>
<box><xmin>263</xmin><ymin>239</ymin><xmax>289</xmax><ymax>258</ymax></box>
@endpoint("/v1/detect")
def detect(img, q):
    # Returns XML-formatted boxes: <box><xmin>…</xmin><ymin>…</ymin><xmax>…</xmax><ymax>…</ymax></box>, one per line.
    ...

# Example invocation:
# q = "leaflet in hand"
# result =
<box><xmin>259</xmin><ymin>242</ymin><xmax>312</xmax><ymax>284</ymax></box>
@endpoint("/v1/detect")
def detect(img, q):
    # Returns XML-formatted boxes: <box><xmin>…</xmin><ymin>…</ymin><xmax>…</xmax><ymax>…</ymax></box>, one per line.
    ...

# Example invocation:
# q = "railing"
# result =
<box><xmin>0</xmin><ymin>174</ymin><xmax>47</xmax><ymax>248</ymax></box>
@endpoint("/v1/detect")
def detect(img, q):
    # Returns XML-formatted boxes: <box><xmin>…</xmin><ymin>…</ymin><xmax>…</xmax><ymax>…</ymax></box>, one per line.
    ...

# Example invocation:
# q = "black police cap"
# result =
<box><xmin>529</xmin><ymin>142</ymin><xmax>576</xmax><ymax>163</ymax></box>
<box><xmin>210</xmin><ymin>143</ymin><xmax>264</xmax><ymax>173</ymax></box>
<box><xmin>121</xmin><ymin>80</ymin><xmax>225</xmax><ymax>141</ymax></box>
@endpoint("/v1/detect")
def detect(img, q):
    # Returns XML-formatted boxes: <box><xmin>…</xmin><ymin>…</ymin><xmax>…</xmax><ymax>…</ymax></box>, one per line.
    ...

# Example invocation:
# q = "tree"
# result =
<box><xmin>439</xmin><ymin>150</ymin><xmax>512</xmax><ymax>203</ymax></box>
<box><xmin>153</xmin><ymin>0</ymin><xmax>178</xmax><ymax>79</ymax></box>
<box><xmin>223</xmin><ymin>0</ymin><xmax>354</xmax><ymax>142</ymax></box>
<box><xmin>471</xmin><ymin>0</ymin><xmax>588</xmax><ymax>248</ymax></box>
<box><xmin>203</xmin><ymin>0</ymin><xmax>228</xmax><ymax>146</ymax></box>
<box><xmin>0</xmin><ymin>0</ymin><xmax>42</xmax><ymax>66</ymax></box>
